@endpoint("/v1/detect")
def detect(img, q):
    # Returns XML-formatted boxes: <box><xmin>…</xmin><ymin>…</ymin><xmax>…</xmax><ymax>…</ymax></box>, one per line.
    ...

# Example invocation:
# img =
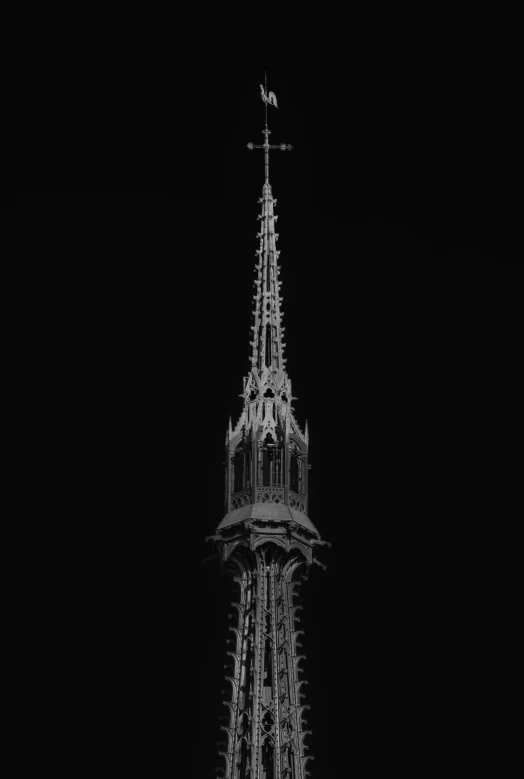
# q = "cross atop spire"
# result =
<box><xmin>247</xmin><ymin>73</ymin><xmax>292</xmax><ymax>182</ymax></box>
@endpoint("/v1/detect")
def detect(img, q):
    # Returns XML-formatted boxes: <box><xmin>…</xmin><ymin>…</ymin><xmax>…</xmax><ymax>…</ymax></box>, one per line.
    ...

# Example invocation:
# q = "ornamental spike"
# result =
<box><xmin>248</xmin><ymin>179</ymin><xmax>286</xmax><ymax>374</ymax></box>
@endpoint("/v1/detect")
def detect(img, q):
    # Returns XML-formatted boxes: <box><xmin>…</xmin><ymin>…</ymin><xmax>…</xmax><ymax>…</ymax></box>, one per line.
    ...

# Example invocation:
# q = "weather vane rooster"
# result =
<box><xmin>260</xmin><ymin>83</ymin><xmax>278</xmax><ymax>108</ymax></box>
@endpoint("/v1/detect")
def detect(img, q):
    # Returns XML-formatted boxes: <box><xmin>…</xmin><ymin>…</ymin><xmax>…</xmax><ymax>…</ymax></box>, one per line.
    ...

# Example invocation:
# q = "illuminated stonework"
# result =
<box><xmin>206</xmin><ymin>88</ymin><xmax>329</xmax><ymax>778</ymax></box>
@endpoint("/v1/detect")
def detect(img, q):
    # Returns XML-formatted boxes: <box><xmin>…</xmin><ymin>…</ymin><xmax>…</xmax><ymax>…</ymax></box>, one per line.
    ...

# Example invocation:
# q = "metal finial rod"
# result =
<box><xmin>265</xmin><ymin>69</ymin><xmax>268</xmax><ymax>139</ymax></box>
<box><xmin>264</xmin><ymin>70</ymin><xmax>269</xmax><ymax>179</ymax></box>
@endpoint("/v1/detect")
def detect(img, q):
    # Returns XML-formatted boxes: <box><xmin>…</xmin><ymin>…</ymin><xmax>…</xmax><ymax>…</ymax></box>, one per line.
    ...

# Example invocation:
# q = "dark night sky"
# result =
<box><xmin>7</xmin><ymin>5</ymin><xmax>521</xmax><ymax>778</ymax></box>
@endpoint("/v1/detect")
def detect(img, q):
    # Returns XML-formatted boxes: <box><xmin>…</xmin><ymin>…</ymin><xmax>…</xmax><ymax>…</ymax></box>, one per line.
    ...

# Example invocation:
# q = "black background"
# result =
<box><xmin>6</xmin><ymin>5</ymin><xmax>521</xmax><ymax>777</ymax></box>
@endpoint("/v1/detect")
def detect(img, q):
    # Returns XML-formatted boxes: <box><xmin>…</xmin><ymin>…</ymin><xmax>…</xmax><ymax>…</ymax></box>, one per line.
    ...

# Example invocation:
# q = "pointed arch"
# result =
<box><xmin>289</xmin><ymin>438</ymin><xmax>303</xmax><ymax>494</ymax></box>
<box><xmin>238</xmin><ymin>734</ymin><xmax>248</xmax><ymax>776</ymax></box>
<box><xmin>261</xmin><ymin>734</ymin><xmax>275</xmax><ymax>778</ymax></box>
<box><xmin>255</xmin><ymin>431</ymin><xmax>285</xmax><ymax>489</ymax></box>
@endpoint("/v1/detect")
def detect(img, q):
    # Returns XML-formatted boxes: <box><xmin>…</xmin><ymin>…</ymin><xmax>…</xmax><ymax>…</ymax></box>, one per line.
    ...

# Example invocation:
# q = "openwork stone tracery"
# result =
<box><xmin>216</xmin><ymin>543</ymin><xmax>316</xmax><ymax>779</ymax></box>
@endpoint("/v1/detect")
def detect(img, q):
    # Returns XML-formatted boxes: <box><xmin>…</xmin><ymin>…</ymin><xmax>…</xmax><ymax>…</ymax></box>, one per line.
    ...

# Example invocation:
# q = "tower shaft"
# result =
<box><xmin>219</xmin><ymin>545</ymin><xmax>313</xmax><ymax>779</ymax></box>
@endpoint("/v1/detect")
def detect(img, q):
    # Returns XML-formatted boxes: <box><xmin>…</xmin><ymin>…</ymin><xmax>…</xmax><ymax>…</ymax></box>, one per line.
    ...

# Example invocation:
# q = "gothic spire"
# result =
<box><xmin>207</xmin><ymin>82</ymin><xmax>329</xmax><ymax>779</ymax></box>
<box><xmin>249</xmin><ymin>180</ymin><xmax>285</xmax><ymax>372</ymax></box>
<box><xmin>218</xmin><ymin>77</ymin><xmax>313</xmax><ymax>525</ymax></box>
<box><xmin>247</xmin><ymin>74</ymin><xmax>292</xmax><ymax>375</ymax></box>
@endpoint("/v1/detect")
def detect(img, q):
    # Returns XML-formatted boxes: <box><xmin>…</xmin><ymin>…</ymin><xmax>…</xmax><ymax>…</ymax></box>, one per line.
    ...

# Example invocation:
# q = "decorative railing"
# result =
<box><xmin>288</xmin><ymin>490</ymin><xmax>306</xmax><ymax>513</ymax></box>
<box><xmin>255</xmin><ymin>486</ymin><xmax>285</xmax><ymax>505</ymax></box>
<box><xmin>229</xmin><ymin>486</ymin><xmax>306</xmax><ymax>512</ymax></box>
<box><xmin>230</xmin><ymin>488</ymin><xmax>252</xmax><ymax>510</ymax></box>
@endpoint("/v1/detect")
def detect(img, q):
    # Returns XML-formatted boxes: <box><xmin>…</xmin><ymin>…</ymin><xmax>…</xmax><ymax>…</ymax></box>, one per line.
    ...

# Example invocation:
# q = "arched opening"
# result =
<box><xmin>263</xmin><ymin>608</ymin><xmax>273</xmax><ymax>688</ymax></box>
<box><xmin>289</xmin><ymin>440</ymin><xmax>303</xmax><ymax>494</ymax></box>
<box><xmin>265</xmin><ymin>323</ymin><xmax>271</xmax><ymax>367</ymax></box>
<box><xmin>238</xmin><ymin>736</ymin><xmax>248</xmax><ymax>775</ymax></box>
<box><xmin>286</xmin><ymin>746</ymin><xmax>296</xmax><ymax>778</ymax></box>
<box><xmin>261</xmin><ymin>736</ymin><xmax>275</xmax><ymax>779</ymax></box>
<box><xmin>233</xmin><ymin>445</ymin><xmax>251</xmax><ymax>492</ymax></box>
<box><xmin>258</xmin><ymin>433</ymin><xmax>284</xmax><ymax>488</ymax></box>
